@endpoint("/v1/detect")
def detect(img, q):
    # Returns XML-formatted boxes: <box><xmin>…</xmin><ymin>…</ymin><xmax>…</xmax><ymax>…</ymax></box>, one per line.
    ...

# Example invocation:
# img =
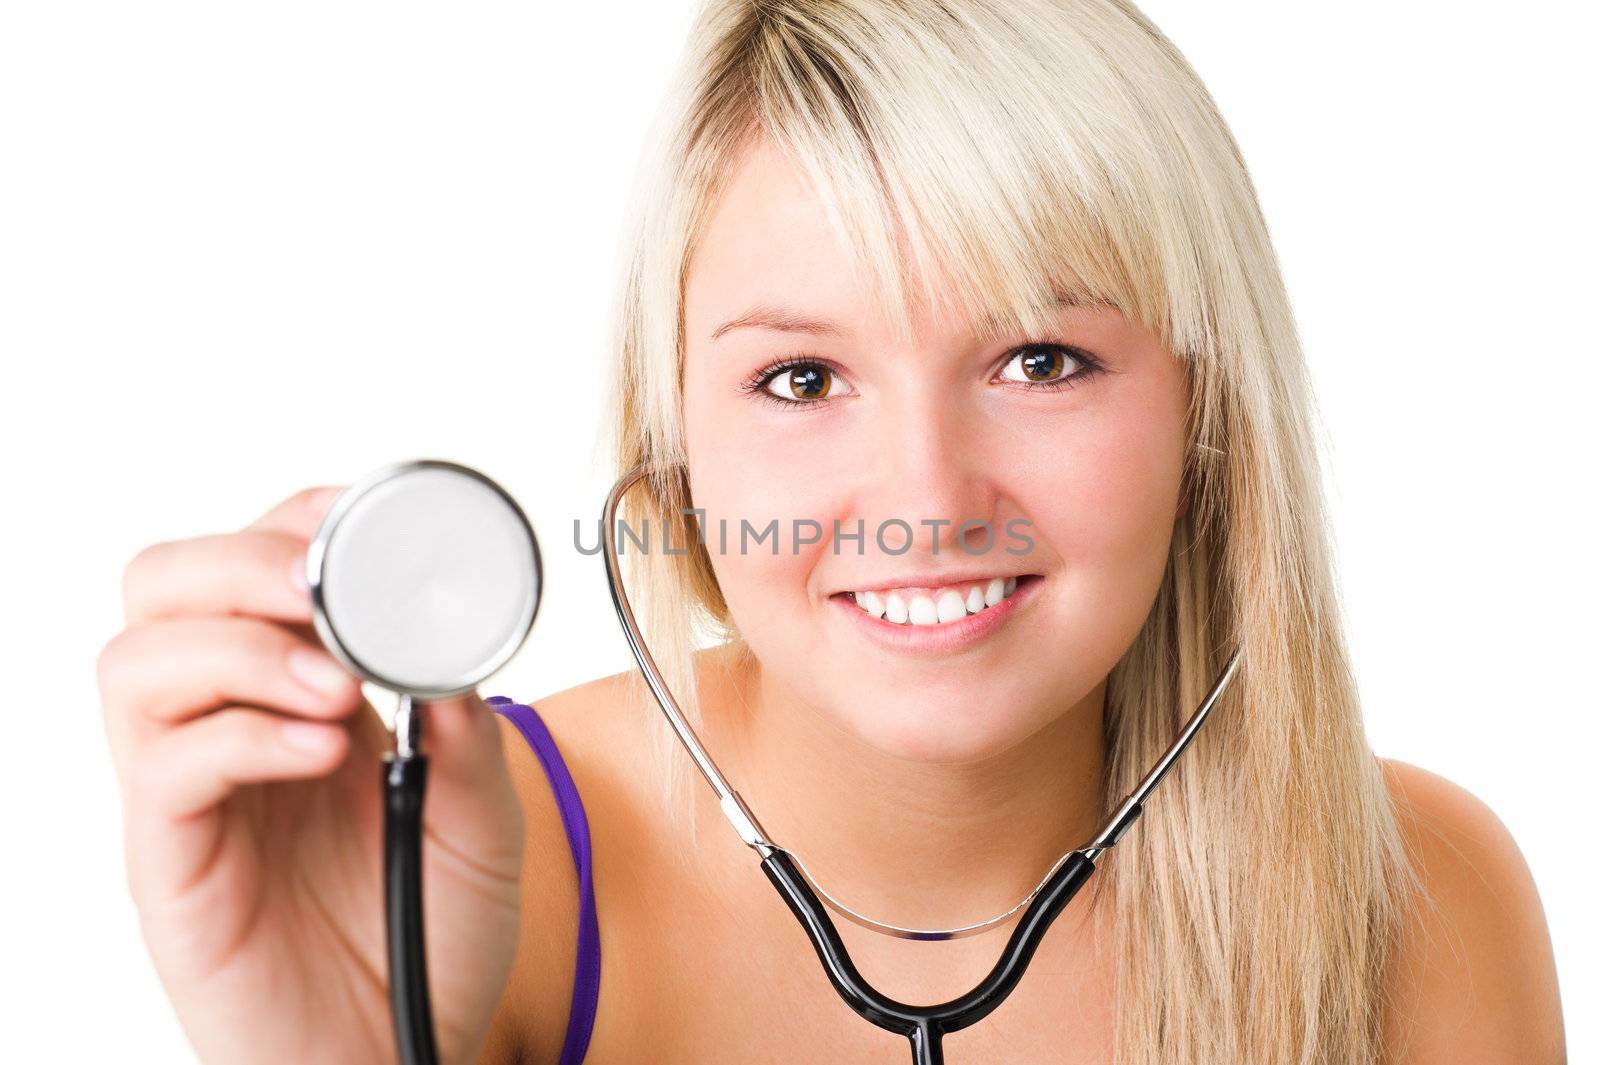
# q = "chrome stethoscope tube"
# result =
<box><xmin>602</xmin><ymin>463</ymin><xmax>1243</xmax><ymax>1063</ymax></box>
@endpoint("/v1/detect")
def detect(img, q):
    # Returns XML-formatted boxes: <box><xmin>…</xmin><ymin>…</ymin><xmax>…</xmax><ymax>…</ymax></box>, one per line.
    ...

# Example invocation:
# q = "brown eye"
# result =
<box><xmin>997</xmin><ymin>344</ymin><xmax>1088</xmax><ymax>386</ymax></box>
<box><xmin>1022</xmin><ymin>349</ymin><xmax>1061</xmax><ymax>381</ymax></box>
<box><xmin>766</xmin><ymin>363</ymin><xmax>833</xmax><ymax>401</ymax></box>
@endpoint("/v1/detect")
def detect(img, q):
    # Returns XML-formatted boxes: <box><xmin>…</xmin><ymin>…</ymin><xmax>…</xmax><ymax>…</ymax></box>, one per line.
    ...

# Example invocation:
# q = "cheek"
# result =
<box><xmin>1022</xmin><ymin>400</ymin><xmax>1186</xmax><ymax>615</ymax></box>
<box><xmin>686</xmin><ymin>442</ymin><xmax>829</xmax><ymax>634</ymax></box>
<box><xmin>685</xmin><ymin>374</ymin><xmax>848</xmax><ymax>582</ymax></box>
<box><xmin>683</xmin><ymin>374</ymin><xmax>834</xmax><ymax>652</ymax></box>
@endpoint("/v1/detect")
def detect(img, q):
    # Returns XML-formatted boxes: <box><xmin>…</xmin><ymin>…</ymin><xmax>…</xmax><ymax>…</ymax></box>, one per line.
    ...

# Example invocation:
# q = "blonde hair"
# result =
<box><xmin>600</xmin><ymin>1</ymin><xmax>1421</xmax><ymax>1060</ymax></box>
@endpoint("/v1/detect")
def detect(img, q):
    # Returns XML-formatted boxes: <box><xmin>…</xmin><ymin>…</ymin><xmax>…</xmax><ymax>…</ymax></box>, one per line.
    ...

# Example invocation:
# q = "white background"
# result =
<box><xmin>3</xmin><ymin>1</ymin><xmax>1594</xmax><ymax>1059</ymax></box>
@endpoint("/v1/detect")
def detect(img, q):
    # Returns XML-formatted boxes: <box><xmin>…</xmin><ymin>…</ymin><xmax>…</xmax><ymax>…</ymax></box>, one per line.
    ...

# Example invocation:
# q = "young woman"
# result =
<box><xmin>97</xmin><ymin>1</ymin><xmax>1565</xmax><ymax>1062</ymax></box>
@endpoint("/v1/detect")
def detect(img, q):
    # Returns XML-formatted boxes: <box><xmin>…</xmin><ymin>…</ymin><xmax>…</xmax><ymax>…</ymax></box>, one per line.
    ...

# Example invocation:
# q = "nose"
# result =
<box><xmin>859</xmin><ymin>385</ymin><xmax>1000</xmax><ymax>558</ymax></box>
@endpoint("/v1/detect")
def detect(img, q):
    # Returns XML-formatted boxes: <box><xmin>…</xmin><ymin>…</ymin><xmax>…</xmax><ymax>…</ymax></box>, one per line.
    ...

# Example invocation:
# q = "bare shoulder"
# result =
<box><xmin>525</xmin><ymin>640</ymin><xmax>749</xmax><ymax>786</ymax></box>
<box><xmin>520</xmin><ymin>665</ymin><xmax>661</xmax><ymax>787</ymax></box>
<box><xmin>1377</xmin><ymin>758</ymin><xmax>1566</xmax><ymax>1064</ymax></box>
<box><xmin>476</xmin><ymin>670</ymin><xmax>643</xmax><ymax>1065</ymax></box>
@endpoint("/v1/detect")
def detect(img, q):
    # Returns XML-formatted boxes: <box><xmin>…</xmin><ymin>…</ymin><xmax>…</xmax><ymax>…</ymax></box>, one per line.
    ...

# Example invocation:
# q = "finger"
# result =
<box><xmin>99</xmin><ymin>617</ymin><xmax>362</xmax><ymax>756</ymax></box>
<box><xmin>124</xmin><ymin>706</ymin><xmax>352</xmax><ymax>898</ymax></box>
<box><xmin>243</xmin><ymin>483</ymin><xmax>348</xmax><ymax>539</ymax></box>
<box><xmin>122</xmin><ymin>529</ymin><xmax>314</xmax><ymax>627</ymax></box>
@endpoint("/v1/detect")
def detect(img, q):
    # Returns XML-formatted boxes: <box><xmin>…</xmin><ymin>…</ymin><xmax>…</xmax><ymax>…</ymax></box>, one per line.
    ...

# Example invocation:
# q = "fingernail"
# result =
<box><xmin>310</xmin><ymin>485</ymin><xmax>345</xmax><ymax>512</ymax></box>
<box><xmin>288</xmin><ymin>647</ymin><xmax>350</xmax><ymax>696</ymax></box>
<box><xmin>288</xmin><ymin>554</ymin><xmax>309</xmax><ymax>594</ymax></box>
<box><xmin>280</xmin><ymin>720</ymin><xmax>337</xmax><ymax>752</ymax></box>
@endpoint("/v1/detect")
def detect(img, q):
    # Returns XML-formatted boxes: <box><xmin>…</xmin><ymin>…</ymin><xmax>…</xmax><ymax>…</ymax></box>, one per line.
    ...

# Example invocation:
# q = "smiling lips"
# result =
<box><xmin>845</xmin><ymin>576</ymin><xmax>1022</xmax><ymax>626</ymax></box>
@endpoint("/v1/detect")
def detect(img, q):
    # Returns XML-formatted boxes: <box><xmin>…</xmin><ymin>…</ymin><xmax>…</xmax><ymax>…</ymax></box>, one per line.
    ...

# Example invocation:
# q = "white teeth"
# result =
<box><xmin>936</xmin><ymin>590</ymin><xmax>967</xmax><ymax>623</ymax></box>
<box><xmin>884</xmin><ymin>591</ymin><xmax>909</xmax><ymax>624</ymax></box>
<box><xmin>851</xmin><ymin>577</ymin><xmax>1028</xmax><ymax>626</ymax></box>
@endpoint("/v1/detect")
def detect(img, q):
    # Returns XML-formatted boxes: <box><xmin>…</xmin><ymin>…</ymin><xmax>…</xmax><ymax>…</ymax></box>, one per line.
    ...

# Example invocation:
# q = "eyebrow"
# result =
<box><xmin>708</xmin><ymin>289</ymin><xmax>1096</xmax><ymax>343</ymax></box>
<box><xmin>709</xmin><ymin>306</ymin><xmax>846</xmax><ymax>342</ymax></box>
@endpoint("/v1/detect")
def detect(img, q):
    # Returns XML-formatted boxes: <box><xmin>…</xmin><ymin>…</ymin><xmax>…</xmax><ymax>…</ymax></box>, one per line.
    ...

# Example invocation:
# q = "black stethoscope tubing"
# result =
<box><xmin>384</xmin><ymin>739</ymin><xmax>438</xmax><ymax>1065</ymax></box>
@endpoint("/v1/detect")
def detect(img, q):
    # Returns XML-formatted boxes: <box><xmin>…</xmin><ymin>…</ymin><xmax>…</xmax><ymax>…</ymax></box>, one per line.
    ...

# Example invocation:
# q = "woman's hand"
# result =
<box><xmin>97</xmin><ymin>485</ymin><xmax>526</xmax><ymax>1064</ymax></box>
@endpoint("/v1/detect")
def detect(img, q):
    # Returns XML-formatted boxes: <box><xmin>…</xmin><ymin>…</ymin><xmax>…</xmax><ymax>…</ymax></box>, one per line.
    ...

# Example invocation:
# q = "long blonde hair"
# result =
<box><xmin>600</xmin><ymin>1</ymin><xmax>1420</xmax><ymax>1060</ymax></box>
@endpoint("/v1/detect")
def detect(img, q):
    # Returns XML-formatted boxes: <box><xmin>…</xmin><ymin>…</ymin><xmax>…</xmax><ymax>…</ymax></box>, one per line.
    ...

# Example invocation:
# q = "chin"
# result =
<box><xmin>834</xmin><ymin>691</ymin><xmax>1043</xmax><ymax>765</ymax></box>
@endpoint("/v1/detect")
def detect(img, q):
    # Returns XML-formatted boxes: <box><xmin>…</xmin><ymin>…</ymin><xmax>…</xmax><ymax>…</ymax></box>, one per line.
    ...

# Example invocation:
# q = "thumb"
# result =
<box><xmin>412</xmin><ymin>690</ymin><xmax>524</xmax><ymax>879</ymax></box>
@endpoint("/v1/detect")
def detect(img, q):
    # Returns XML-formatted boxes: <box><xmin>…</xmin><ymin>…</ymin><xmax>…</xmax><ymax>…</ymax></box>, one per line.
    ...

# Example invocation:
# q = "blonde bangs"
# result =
<box><xmin>740</xmin><ymin>0</ymin><xmax>1193</xmax><ymax>352</ymax></box>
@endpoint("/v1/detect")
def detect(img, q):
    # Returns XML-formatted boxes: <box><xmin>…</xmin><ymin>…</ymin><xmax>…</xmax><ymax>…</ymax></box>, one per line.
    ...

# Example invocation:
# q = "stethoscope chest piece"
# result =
<box><xmin>306</xmin><ymin>458</ymin><xmax>542</xmax><ymax>700</ymax></box>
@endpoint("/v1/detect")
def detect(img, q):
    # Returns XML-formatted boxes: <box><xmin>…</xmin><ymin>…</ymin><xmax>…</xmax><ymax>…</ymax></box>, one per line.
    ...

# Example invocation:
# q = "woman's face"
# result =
<box><xmin>682</xmin><ymin>141</ymin><xmax>1190</xmax><ymax>762</ymax></box>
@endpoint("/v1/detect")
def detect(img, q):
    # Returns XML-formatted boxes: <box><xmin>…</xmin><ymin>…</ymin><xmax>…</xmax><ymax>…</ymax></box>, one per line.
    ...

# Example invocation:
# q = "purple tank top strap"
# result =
<box><xmin>486</xmin><ymin>696</ymin><xmax>600</xmax><ymax>1065</ymax></box>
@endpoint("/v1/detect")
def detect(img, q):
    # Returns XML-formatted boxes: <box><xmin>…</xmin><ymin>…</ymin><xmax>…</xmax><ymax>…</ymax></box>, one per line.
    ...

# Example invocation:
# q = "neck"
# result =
<box><xmin>710</xmin><ymin>642</ymin><xmax>1108</xmax><ymax>932</ymax></box>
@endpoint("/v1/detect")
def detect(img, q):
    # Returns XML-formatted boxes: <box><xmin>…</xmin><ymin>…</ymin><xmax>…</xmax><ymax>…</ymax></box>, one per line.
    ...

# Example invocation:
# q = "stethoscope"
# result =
<box><xmin>306</xmin><ymin>458</ymin><xmax>1242</xmax><ymax>1065</ymax></box>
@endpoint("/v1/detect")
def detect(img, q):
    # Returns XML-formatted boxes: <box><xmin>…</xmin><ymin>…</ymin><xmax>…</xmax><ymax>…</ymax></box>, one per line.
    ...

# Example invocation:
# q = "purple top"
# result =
<box><xmin>487</xmin><ymin>697</ymin><xmax>600</xmax><ymax>1065</ymax></box>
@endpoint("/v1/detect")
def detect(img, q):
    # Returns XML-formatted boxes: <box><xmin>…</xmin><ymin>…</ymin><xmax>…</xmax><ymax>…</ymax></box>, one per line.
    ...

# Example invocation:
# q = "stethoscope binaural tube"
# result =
<box><xmin>760</xmin><ymin>848</ymin><xmax>1098</xmax><ymax>1063</ymax></box>
<box><xmin>602</xmin><ymin>463</ymin><xmax>1243</xmax><ymax>1065</ymax></box>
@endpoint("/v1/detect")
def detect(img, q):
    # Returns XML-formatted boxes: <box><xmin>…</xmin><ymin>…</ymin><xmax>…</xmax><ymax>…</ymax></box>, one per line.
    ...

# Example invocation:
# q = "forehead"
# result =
<box><xmin>686</xmin><ymin>143</ymin><xmax>873</xmax><ymax>327</ymax></box>
<box><xmin>684</xmin><ymin>140</ymin><xmax>1106</xmax><ymax>349</ymax></box>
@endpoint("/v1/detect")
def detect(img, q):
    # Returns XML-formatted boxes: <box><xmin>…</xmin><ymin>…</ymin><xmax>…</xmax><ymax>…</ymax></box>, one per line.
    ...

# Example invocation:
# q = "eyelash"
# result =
<box><xmin>738</xmin><ymin>342</ymin><xmax>1107</xmax><ymax>410</ymax></box>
